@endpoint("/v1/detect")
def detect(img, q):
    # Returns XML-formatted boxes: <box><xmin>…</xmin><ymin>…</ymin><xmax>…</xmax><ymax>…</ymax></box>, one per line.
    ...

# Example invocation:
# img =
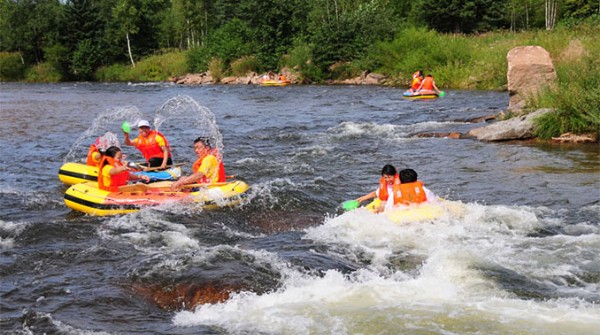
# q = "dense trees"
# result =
<box><xmin>0</xmin><ymin>0</ymin><xmax>598</xmax><ymax>81</ymax></box>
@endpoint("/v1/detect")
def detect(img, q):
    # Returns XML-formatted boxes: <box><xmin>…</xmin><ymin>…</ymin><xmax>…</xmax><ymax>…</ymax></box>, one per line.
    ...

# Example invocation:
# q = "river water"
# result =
<box><xmin>0</xmin><ymin>82</ymin><xmax>598</xmax><ymax>334</ymax></box>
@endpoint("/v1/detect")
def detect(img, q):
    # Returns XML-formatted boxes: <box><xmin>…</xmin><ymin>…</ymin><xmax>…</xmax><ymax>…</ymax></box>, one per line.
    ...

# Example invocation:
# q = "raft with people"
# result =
<box><xmin>58</xmin><ymin>162</ymin><xmax>182</xmax><ymax>185</ymax></box>
<box><xmin>364</xmin><ymin>198</ymin><xmax>464</xmax><ymax>224</ymax></box>
<box><xmin>402</xmin><ymin>91</ymin><xmax>440</xmax><ymax>100</ymax></box>
<box><xmin>63</xmin><ymin>180</ymin><xmax>250</xmax><ymax>216</ymax></box>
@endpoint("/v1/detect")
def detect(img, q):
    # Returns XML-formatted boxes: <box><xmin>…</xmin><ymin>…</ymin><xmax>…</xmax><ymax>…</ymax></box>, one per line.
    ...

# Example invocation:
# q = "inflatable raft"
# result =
<box><xmin>403</xmin><ymin>91</ymin><xmax>439</xmax><ymax>100</ymax></box>
<box><xmin>364</xmin><ymin>198</ymin><xmax>464</xmax><ymax>223</ymax></box>
<box><xmin>58</xmin><ymin>162</ymin><xmax>181</xmax><ymax>185</ymax></box>
<box><xmin>260</xmin><ymin>79</ymin><xmax>290</xmax><ymax>87</ymax></box>
<box><xmin>64</xmin><ymin>180</ymin><xmax>250</xmax><ymax>216</ymax></box>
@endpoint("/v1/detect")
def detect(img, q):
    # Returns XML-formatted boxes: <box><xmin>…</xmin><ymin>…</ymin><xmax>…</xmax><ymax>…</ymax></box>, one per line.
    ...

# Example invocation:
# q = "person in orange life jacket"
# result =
<box><xmin>407</xmin><ymin>70</ymin><xmax>423</xmax><ymax>94</ymax></box>
<box><xmin>86</xmin><ymin>132</ymin><xmax>119</xmax><ymax>167</ymax></box>
<box><xmin>122</xmin><ymin>119</ymin><xmax>173</xmax><ymax>169</ymax></box>
<box><xmin>416</xmin><ymin>74</ymin><xmax>441</xmax><ymax>95</ymax></box>
<box><xmin>170</xmin><ymin>137</ymin><xmax>226</xmax><ymax>191</ymax></box>
<box><xmin>355</xmin><ymin>165</ymin><xmax>437</xmax><ymax>213</ymax></box>
<box><xmin>98</xmin><ymin>146</ymin><xmax>149</xmax><ymax>191</ymax></box>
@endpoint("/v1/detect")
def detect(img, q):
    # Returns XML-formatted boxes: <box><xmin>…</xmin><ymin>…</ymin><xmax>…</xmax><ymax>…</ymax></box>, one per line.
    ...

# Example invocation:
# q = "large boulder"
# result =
<box><xmin>467</xmin><ymin>109</ymin><xmax>553</xmax><ymax>141</ymax></box>
<box><xmin>507</xmin><ymin>46</ymin><xmax>557</xmax><ymax>111</ymax></box>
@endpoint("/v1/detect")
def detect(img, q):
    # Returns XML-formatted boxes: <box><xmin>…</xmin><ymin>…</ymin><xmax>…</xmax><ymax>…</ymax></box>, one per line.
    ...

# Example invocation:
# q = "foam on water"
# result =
<box><xmin>172</xmin><ymin>201</ymin><xmax>600</xmax><ymax>334</ymax></box>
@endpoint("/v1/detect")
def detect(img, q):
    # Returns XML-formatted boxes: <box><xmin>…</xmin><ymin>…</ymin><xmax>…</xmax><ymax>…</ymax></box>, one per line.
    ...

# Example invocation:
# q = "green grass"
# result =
<box><xmin>95</xmin><ymin>50</ymin><xmax>187</xmax><ymax>82</ymax></box>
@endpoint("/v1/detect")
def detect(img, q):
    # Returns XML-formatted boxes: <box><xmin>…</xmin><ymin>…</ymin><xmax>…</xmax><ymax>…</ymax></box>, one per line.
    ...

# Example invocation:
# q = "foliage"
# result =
<box><xmin>417</xmin><ymin>0</ymin><xmax>510</xmax><ymax>33</ymax></box>
<box><xmin>0</xmin><ymin>52</ymin><xmax>26</xmax><ymax>81</ymax></box>
<box><xmin>208</xmin><ymin>57</ymin><xmax>226</xmax><ymax>82</ymax></box>
<box><xmin>70</xmin><ymin>39</ymin><xmax>99</xmax><ymax>80</ymax></box>
<box><xmin>280</xmin><ymin>42</ymin><xmax>324</xmax><ymax>83</ymax></box>
<box><xmin>25</xmin><ymin>62</ymin><xmax>62</xmax><ymax>82</ymax></box>
<box><xmin>95</xmin><ymin>51</ymin><xmax>186</xmax><ymax>81</ymax></box>
<box><xmin>533</xmin><ymin>56</ymin><xmax>600</xmax><ymax>139</ymax></box>
<box><xmin>230</xmin><ymin>56</ymin><xmax>261</xmax><ymax>76</ymax></box>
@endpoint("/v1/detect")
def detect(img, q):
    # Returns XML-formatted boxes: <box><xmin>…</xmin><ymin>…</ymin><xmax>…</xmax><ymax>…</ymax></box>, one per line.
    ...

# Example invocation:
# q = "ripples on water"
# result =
<box><xmin>0</xmin><ymin>83</ymin><xmax>598</xmax><ymax>334</ymax></box>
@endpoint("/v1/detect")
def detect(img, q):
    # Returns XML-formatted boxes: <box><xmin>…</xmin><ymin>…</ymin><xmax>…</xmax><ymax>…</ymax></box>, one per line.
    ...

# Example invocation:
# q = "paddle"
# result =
<box><xmin>439</xmin><ymin>91</ymin><xmax>446</xmax><ymax>97</ymax></box>
<box><xmin>341</xmin><ymin>200</ymin><xmax>360</xmax><ymax>211</ymax></box>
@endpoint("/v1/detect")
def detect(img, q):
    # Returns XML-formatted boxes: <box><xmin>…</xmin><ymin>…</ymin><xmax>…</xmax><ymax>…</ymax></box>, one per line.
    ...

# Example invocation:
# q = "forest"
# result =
<box><xmin>1</xmin><ymin>0</ymin><xmax>599</xmax><ymax>138</ymax></box>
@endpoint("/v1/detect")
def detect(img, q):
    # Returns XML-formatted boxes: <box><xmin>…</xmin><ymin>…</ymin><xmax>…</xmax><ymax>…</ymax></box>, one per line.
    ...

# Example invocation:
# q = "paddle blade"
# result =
<box><xmin>122</xmin><ymin>121</ymin><xmax>131</xmax><ymax>133</ymax></box>
<box><xmin>342</xmin><ymin>200</ymin><xmax>359</xmax><ymax>211</ymax></box>
<box><xmin>439</xmin><ymin>91</ymin><xmax>446</xmax><ymax>97</ymax></box>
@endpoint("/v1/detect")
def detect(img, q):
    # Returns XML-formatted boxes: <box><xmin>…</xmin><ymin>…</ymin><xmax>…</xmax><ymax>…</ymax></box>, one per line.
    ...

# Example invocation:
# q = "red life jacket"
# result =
<box><xmin>86</xmin><ymin>144</ymin><xmax>100</xmax><ymax>166</ymax></box>
<box><xmin>135</xmin><ymin>130</ymin><xmax>172</xmax><ymax>161</ymax></box>
<box><xmin>191</xmin><ymin>149</ymin><xmax>226</xmax><ymax>184</ymax></box>
<box><xmin>98</xmin><ymin>156</ymin><xmax>129</xmax><ymax>191</ymax></box>
<box><xmin>421</xmin><ymin>77</ymin><xmax>434</xmax><ymax>90</ymax></box>
<box><xmin>379</xmin><ymin>176</ymin><xmax>427</xmax><ymax>205</ymax></box>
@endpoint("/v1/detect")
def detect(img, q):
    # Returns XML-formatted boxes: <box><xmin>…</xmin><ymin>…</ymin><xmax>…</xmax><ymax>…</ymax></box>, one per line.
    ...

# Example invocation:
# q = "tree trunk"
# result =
<box><xmin>545</xmin><ymin>0</ymin><xmax>558</xmax><ymax>31</ymax></box>
<box><xmin>127</xmin><ymin>31</ymin><xmax>135</xmax><ymax>67</ymax></box>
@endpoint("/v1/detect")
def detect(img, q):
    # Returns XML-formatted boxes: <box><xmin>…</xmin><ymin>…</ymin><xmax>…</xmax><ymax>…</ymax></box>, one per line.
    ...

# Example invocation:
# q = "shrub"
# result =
<box><xmin>230</xmin><ymin>56</ymin><xmax>261</xmax><ymax>76</ymax></box>
<box><xmin>208</xmin><ymin>57</ymin><xmax>226</xmax><ymax>82</ymax></box>
<box><xmin>0</xmin><ymin>52</ymin><xmax>26</xmax><ymax>81</ymax></box>
<box><xmin>25</xmin><ymin>62</ymin><xmax>62</xmax><ymax>82</ymax></box>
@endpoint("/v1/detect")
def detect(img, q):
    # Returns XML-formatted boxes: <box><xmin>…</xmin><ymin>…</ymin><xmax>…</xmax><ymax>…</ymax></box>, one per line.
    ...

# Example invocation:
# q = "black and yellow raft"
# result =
<box><xmin>64</xmin><ymin>180</ymin><xmax>250</xmax><ymax>216</ymax></box>
<box><xmin>58</xmin><ymin>162</ymin><xmax>181</xmax><ymax>185</ymax></box>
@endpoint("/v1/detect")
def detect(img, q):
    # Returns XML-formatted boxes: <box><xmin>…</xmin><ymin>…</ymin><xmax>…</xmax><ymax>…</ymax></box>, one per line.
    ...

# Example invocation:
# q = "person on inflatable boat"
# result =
<box><xmin>355</xmin><ymin>165</ymin><xmax>437</xmax><ymax>213</ymax></box>
<box><xmin>98</xmin><ymin>146</ymin><xmax>150</xmax><ymax>191</ymax></box>
<box><xmin>86</xmin><ymin>132</ymin><xmax>119</xmax><ymax>167</ymax></box>
<box><xmin>170</xmin><ymin>137</ymin><xmax>226</xmax><ymax>191</ymax></box>
<box><xmin>406</xmin><ymin>70</ymin><xmax>423</xmax><ymax>94</ymax></box>
<box><xmin>416</xmin><ymin>74</ymin><xmax>441</xmax><ymax>95</ymax></box>
<box><xmin>123</xmin><ymin>119</ymin><xmax>173</xmax><ymax>170</ymax></box>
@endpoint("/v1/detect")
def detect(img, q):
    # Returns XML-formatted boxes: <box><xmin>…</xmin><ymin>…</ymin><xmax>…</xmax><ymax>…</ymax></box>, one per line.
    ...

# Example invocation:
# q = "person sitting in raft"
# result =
<box><xmin>170</xmin><ymin>137</ymin><xmax>226</xmax><ymax>191</ymax></box>
<box><xmin>86</xmin><ymin>132</ymin><xmax>119</xmax><ymax>167</ymax></box>
<box><xmin>122</xmin><ymin>119</ymin><xmax>173</xmax><ymax>170</ymax></box>
<box><xmin>407</xmin><ymin>70</ymin><xmax>423</xmax><ymax>94</ymax></box>
<box><xmin>355</xmin><ymin>165</ymin><xmax>436</xmax><ymax>213</ymax></box>
<box><xmin>98</xmin><ymin>146</ymin><xmax>149</xmax><ymax>191</ymax></box>
<box><xmin>416</xmin><ymin>74</ymin><xmax>441</xmax><ymax>95</ymax></box>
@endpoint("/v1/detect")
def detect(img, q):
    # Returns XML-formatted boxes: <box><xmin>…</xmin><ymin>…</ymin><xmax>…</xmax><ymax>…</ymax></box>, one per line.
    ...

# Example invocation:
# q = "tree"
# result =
<box><xmin>545</xmin><ymin>0</ymin><xmax>559</xmax><ymax>30</ymax></box>
<box><xmin>418</xmin><ymin>0</ymin><xmax>509</xmax><ymax>33</ymax></box>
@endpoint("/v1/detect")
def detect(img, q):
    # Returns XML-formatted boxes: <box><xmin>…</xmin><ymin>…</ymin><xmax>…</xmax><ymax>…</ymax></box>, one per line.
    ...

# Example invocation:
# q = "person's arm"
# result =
<box><xmin>170</xmin><ymin>171</ymin><xmax>205</xmax><ymax>190</ymax></box>
<box><xmin>356</xmin><ymin>190</ymin><xmax>376</xmax><ymax>203</ymax></box>
<box><xmin>415</xmin><ymin>81</ymin><xmax>424</xmax><ymax>92</ymax></box>
<box><xmin>123</xmin><ymin>132</ymin><xmax>135</xmax><ymax>146</ymax></box>
<box><xmin>160</xmin><ymin>146</ymin><xmax>169</xmax><ymax>169</ymax></box>
<box><xmin>433</xmin><ymin>82</ymin><xmax>441</xmax><ymax>94</ymax></box>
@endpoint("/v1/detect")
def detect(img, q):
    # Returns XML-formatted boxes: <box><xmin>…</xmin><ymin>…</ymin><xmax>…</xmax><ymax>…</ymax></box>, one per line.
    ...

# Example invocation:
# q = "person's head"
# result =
<box><xmin>399</xmin><ymin>169</ymin><xmax>418</xmax><ymax>183</ymax></box>
<box><xmin>426</xmin><ymin>74</ymin><xmax>433</xmax><ymax>78</ymax></box>
<box><xmin>137</xmin><ymin>120</ymin><xmax>151</xmax><ymax>137</ymax></box>
<box><xmin>105</xmin><ymin>146</ymin><xmax>122</xmax><ymax>160</ymax></box>
<box><xmin>193</xmin><ymin>137</ymin><xmax>212</xmax><ymax>156</ymax></box>
<box><xmin>381</xmin><ymin>164</ymin><xmax>397</xmax><ymax>184</ymax></box>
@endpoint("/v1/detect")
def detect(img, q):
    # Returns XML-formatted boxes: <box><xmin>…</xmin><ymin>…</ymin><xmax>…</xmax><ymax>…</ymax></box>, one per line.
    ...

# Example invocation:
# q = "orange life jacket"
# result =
<box><xmin>411</xmin><ymin>77</ymin><xmax>422</xmax><ymax>90</ymax></box>
<box><xmin>98</xmin><ymin>156</ymin><xmax>129</xmax><ymax>191</ymax></box>
<box><xmin>86</xmin><ymin>144</ymin><xmax>101</xmax><ymax>166</ymax></box>
<box><xmin>135</xmin><ymin>130</ymin><xmax>172</xmax><ymax>161</ymax></box>
<box><xmin>191</xmin><ymin>149</ymin><xmax>226</xmax><ymax>184</ymax></box>
<box><xmin>379</xmin><ymin>176</ymin><xmax>427</xmax><ymax>206</ymax></box>
<box><xmin>421</xmin><ymin>77</ymin><xmax>434</xmax><ymax>90</ymax></box>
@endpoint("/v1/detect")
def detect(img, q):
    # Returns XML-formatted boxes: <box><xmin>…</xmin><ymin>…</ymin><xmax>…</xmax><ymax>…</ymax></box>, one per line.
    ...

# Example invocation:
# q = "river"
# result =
<box><xmin>0</xmin><ymin>82</ymin><xmax>598</xmax><ymax>334</ymax></box>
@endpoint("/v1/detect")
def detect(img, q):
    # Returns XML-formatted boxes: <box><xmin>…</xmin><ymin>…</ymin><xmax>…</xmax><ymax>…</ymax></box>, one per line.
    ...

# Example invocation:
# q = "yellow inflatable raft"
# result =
<box><xmin>260</xmin><ymin>79</ymin><xmax>290</xmax><ymax>87</ymax></box>
<box><xmin>64</xmin><ymin>180</ymin><xmax>250</xmax><ymax>216</ymax></box>
<box><xmin>58</xmin><ymin>162</ymin><xmax>181</xmax><ymax>185</ymax></box>
<box><xmin>365</xmin><ymin>198</ymin><xmax>464</xmax><ymax>223</ymax></box>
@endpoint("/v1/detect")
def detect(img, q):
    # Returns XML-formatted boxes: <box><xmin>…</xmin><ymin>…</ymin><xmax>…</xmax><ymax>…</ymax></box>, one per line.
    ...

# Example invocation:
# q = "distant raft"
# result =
<box><xmin>403</xmin><ymin>90</ymin><xmax>439</xmax><ymax>100</ymax></box>
<box><xmin>58</xmin><ymin>162</ymin><xmax>181</xmax><ymax>185</ymax></box>
<box><xmin>64</xmin><ymin>180</ymin><xmax>250</xmax><ymax>216</ymax></box>
<box><xmin>364</xmin><ymin>198</ymin><xmax>464</xmax><ymax>224</ymax></box>
<box><xmin>259</xmin><ymin>79</ymin><xmax>291</xmax><ymax>87</ymax></box>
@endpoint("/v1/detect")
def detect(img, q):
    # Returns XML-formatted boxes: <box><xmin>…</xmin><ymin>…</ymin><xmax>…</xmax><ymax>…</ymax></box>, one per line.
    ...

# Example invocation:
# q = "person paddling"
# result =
<box><xmin>355</xmin><ymin>165</ymin><xmax>436</xmax><ymax>213</ymax></box>
<box><xmin>122</xmin><ymin>119</ymin><xmax>173</xmax><ymax>170</ymax></box>
<box><xmin>170</xmin><ymin>137</ymin><xmax>226</xmax><ymax>191</ymax></box>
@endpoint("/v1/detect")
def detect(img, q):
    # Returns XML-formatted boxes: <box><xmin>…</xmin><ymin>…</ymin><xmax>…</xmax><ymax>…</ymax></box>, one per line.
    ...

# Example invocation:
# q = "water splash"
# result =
<box><xmin>154</xmin><ymin>95</ymin><xmax>223</xmax><ymax>157</ymax></box>
<box><xmin>64</xmin><ymin>106</ymin><xmax>143</xmax><ymax>163</ymax></box>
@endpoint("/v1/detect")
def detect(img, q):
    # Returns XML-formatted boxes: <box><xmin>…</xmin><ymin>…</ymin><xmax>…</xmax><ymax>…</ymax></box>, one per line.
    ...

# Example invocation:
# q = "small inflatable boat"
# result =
<box><xmin>64</xmin><ymin>180</ymin><xmax>250</xmax><ymax>216</ymax></box>
<box><xmin>364</xmin><ymin>198</ymin><xmax>464</xmax><ymax>223</ymax></box>
<box><xmin>58</xmin><ymin>162</ymin><xmax>181</xmax><ymax>185</ymax></box>
<box><xmin>260</xmin><ymin>79</ymin><xmax>290</xmax><ymax>87</ymax></box>
<box><xmin>402</xmin><ymin>91</ymin><xmax>439</xmax><ymax>100</ymax></box>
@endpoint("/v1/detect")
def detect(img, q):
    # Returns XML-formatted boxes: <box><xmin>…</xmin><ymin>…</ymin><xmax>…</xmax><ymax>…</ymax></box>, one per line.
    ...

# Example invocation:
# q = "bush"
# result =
<box><xmin>208</xmin><ymin>57</ymin><xmax>226</xmax><ymax>82</ymax></box>
<box><xmin>230</xmin><ymin>56</ymin><xmax>261</xmax><ymax>76</ymax></box>
<box><xmin>187</xmin><ymin>47</ymin><xmax>211</xmax><ymax>73</ymax></box>
<box><xmin>25</xmin><ymin>62</ymin><xmax>62</xmax><ymax>82</ymax></box>
<box><xmin>0</xmin><ymin>52</ymin><xmax>26</xmax><ymax>81</ymax></box>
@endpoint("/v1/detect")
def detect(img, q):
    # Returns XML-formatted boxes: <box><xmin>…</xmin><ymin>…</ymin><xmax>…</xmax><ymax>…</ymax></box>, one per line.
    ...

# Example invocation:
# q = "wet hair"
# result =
<box><xmin>104</xmin><ymin>146</ymin><xmax>121</xmax><ymax>158</ymax></box>
<box><xmin>399</xmin><ymin>169</ymin><xmax>418</xmax><ymax>183</ymax></box>
<box><xmin>194</xmin><ymin>137</ymin><xmax>212</xmax><ymax>148</ymax></box>
<box><xmin>381</xmin><ymin>164</ymin><xmax>397</xmax><ymax>176</ymax></box>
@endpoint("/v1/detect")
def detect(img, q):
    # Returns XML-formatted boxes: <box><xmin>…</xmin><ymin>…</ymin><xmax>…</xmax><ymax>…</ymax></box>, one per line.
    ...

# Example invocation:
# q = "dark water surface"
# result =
<box><xmin>1</xmin><ymin>83</ymin><xmax>598</xmax><ymax>334</ymax></box>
